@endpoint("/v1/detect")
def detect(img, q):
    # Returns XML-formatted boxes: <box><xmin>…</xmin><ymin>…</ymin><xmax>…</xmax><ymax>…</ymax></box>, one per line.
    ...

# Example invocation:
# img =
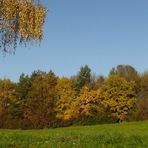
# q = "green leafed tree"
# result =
<box><xmin>8</xmin><ymin>74</ymin><xmax>32</xmax><ymax>122</ymax></box>
<box><xmin>74</xmin><ymin>65</ymin><xmax>91</xmax><ymax>93</ymax></box>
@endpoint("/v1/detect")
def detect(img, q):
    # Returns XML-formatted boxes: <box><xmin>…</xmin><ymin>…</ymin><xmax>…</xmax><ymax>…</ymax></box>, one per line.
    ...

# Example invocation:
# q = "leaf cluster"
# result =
<box><xmin>0</xmin><ymin>0</ymin><xmax>46</xmax><ymax>53</ymax></box>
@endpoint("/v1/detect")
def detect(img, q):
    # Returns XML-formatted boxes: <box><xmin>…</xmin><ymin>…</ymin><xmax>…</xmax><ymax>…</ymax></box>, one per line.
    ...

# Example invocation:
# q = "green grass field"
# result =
<box><xmin>0</xmin><ymin>121</ymin><xmax>148</xmax><ymax>148</ymax></box>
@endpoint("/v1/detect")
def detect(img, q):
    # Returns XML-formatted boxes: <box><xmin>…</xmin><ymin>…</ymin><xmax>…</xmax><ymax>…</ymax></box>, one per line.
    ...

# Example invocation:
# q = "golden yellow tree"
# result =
<box><xmin>0</xmin><ymin>0</ymin><xmax>46</xmax><ymax>53</ymax></box>
<box><xmin>55</xmin><ymin>77</ymin><xmax>76</xmax><ymax>121</ymax></box>
<box><xmin>66</xmin><ymin>86</ymin><xmax>104</xmax><ymax>123</ymax></box>
<box><xmin>75</xmin><ymin>87</ymin><xmax>101</xmax><ymax>116</ymax></box>
<box><xmin>101</xmin><ymin>75</ymin><xmax>136</xmax><ymax>122</ymax></box>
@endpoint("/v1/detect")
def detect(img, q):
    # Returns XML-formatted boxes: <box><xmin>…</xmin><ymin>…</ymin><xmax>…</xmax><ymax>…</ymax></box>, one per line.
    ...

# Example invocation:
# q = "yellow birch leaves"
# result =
<box><xmin>0</xmin><ymin>0</ymin><xmax>46</xmax><ymax>53</ymax></box>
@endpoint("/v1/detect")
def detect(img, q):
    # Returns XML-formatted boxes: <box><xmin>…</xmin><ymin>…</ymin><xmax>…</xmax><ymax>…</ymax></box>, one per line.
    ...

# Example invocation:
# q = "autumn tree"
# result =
<box><xmin>0</xmin><ymin>79</ymin><xmax>15</xmax><ymax>127</ymax></box>
<box><xmin>0</xmin><ymin>0</ymin><xmax>46</xmax><ymax>53</ymax></box>
<box><xmin>23</xmin><ymin>71</ymin><xmax>58</xmax><ymax>128</ymax></box>
<box><xmin>127</xmin><ymin>98</ymin><xmax>148</xmax><ymax>121</ymax></box>
<box><xmin>109</xmin><ymin>65</ymin><xmax>139</xmax><ymax>82</ymax></box>
<box><xmin>129</xmin><ymin>72</ymin><xmax>148</xmax><ymax>121</ymax></box>
<box><xmin>74</xmin><ymin>87</ymin><xmax>101</xmax><ymax>117</ymax></box>
<box><xmin>94</xmin><ymin>75</ymin><xmax>105</xmax><ymax>89</ymax></box>
<box><xmin>55</xmin><ymin>77</ymin><xmax>76</xmax><ymax>122</ymax></box>
<box><xmin>139</xmin><ymin>72</ymin><xmax>148</xmax><ymax>99</ymax></box>
<box><xmin>66</xmin><ymin>87</ymin><xmax>112</xmax><ymax>125</ymax></box>
<box><xmin>101</xmin><ymin>75</ymin><xmax>136</xmax><ymax>122</ymax></box>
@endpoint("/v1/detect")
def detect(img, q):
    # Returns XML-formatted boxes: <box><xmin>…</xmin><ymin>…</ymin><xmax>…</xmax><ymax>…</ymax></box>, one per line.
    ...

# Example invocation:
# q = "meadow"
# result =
<box><xmin>0</xmin><ymin>121</ymin><xmax>148</xmax><ymax>148</ymax></box>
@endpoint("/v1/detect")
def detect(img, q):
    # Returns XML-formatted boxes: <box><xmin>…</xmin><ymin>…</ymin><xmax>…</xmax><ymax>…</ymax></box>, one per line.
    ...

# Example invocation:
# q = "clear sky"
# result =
<box><xmin>1</xmin><ymin>0</ymin><xmax>148</xmax><ymax>82</ymax></box>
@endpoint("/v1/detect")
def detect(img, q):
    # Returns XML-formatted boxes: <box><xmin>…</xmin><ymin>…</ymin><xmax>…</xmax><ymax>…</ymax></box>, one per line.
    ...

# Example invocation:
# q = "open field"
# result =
<box><xmin>0</xmin><ymin>121</ymin><xmax>148</xmax><ymax>148</ymax></box>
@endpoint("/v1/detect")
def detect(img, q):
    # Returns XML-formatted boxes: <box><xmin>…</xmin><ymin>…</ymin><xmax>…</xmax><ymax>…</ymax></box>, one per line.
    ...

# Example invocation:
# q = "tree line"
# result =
<box><xmin>0</xmin><ymin>65</ymin><xmax>148</xmax><ymax>129</ymax></box>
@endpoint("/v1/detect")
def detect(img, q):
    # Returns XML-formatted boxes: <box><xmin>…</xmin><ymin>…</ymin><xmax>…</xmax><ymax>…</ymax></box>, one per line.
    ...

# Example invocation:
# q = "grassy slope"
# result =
<box><xmin>0</xmin><ymin>121</ymin><xmax>148</xmax><ymax>148</ymax></box>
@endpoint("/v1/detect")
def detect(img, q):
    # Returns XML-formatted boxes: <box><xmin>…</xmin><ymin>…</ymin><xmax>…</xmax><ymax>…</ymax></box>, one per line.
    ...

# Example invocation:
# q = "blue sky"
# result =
<box><xmin>1</xmin><ymin>0</ymin><xmax>148</xmax><ymax>81</ymax></box>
